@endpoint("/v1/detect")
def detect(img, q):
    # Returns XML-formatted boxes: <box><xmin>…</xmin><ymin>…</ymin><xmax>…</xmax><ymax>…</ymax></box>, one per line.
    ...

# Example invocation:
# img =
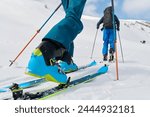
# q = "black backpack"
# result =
<box><xmin>103</xmin><ymin>6</ymin><xmax>113</xmax><ymax>28</ymax></box>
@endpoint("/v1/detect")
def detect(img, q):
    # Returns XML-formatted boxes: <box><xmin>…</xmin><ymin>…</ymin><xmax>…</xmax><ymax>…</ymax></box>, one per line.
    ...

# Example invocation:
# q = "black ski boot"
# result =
<box><xmin>103</xmin><ymin>54</ymin><xmax>108</xmax><ymax>61</ymax></box>
<box><xmin>109</xmin><ymin>48</ymin><xmax>114</xmax><ymax>62</ymax></box>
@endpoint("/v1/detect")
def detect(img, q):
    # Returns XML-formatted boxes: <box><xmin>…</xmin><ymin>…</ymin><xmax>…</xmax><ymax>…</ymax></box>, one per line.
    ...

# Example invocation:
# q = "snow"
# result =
<box><xmin>0</xmin><ymin>0</ymin><xmax>150</xmax><ymax>100</ymax></box>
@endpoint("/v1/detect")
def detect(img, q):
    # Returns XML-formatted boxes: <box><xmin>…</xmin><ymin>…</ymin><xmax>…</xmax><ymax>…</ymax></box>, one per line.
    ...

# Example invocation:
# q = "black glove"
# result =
<box><xmin>96</xmin><ymin>25</ymin><xmax>99</xmax><ymax>29</ymax></box>
<box><xmin>101</xmin><ymin>27</ymin><xmax>104</xmax><ymax>31</ymax></box>
<box><xmin>117</xmin><ymin>27</ymin><xmax>120</xmax><ymax>31</ymax></box>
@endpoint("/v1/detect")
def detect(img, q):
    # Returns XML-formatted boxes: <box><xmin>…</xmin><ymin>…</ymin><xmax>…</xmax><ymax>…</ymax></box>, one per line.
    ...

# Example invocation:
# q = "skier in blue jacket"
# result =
<box><xmin>97</xmin><ymin>6</ymin><xmax>120</xmax><ymax>61</ymax></box>
<box><xmin>26</xmin><ymin>0</ymin><xmax>87</xmax><ymax>87</ymax></box>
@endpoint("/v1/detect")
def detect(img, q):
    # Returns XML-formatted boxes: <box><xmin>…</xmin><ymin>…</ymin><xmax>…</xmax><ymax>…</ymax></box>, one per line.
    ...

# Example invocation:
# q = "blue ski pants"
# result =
<box><xmin>102</xmin><ymin>28</ymin><xmax>116</xmax><ymax>55</ymax></box>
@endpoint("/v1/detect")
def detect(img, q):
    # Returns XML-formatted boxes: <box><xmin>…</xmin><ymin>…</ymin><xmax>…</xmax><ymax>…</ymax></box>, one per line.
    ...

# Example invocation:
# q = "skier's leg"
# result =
<box><xmin>67</xmin><ymin>0</ymin><xmax>87</xmax><ymax>19</ymax></box>
<box><xmin>109</xmin><ymin>29</ymin><xmax>115</xmax><ymax>61</ymax></box>
<box><xmin>102</xmin><ymin>29</ymin><xmax>109</xmax><ymax>60</ymax></box>
<box><xmin>68</xmin><ymin>42</ymin><xmax>74</xmax><ymax>57</ymax></box>
<box><xmin>109</xmin><ymin>29</ymin><xmax>115</xmax><ymax>52</ymax></box>
<box><xmin>61</xmin><ymin>0</ymin><xmax>69</xmax><ymax>13</ymax></box>
<box><xmin>43</xmin><ymin>0</ymin><xmax>87</xmax><ymax>50</ymax></box>
<box><xmin>26</xmin><ymin>0</ymin><xmax>87</xmax><ymax>84</ymax></box>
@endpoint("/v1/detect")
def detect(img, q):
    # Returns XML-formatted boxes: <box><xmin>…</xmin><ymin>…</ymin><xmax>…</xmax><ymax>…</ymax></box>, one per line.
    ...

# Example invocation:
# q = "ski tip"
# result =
<box><xmin>98</xmin><ymin>65</ymin><xmax>108</xmax><ymax>73</ymax></box>
<box><xmin>92</xmin><ymin>60</ymin><xmax>97</xmax><ymax>65</ymax></box>
<box><xmin>89</xmin><ymin>60</ymin><xmax>97</xmax><ymax>67</ymax></box>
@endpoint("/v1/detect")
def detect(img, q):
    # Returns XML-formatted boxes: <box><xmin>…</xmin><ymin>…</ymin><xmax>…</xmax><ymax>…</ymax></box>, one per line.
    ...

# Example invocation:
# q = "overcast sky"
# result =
<box><xmin>84</xmin><ymin>0</ymin><xmax>150</xmax><ymax>21</ymax></box>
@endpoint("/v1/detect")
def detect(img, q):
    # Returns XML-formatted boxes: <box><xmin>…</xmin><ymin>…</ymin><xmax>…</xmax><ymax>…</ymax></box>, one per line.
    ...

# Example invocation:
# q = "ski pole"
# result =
<box><xmin>111</xmin><ymin>0</ymin><xmax>119</xmax><ymax>80</ymax></box>
<box><xmin>117</xmin><ymin>31</ymin><xmax>124</xmax><ymax>63</ymax></box>
<box><xmin>115</xmin><ymin>41</ymin><xmax>119</xmax><ymax>80</ymax></box>
<box><xmin>90</xmin><ymin>29</ymin><xmax>99</xmax><ymax>59</ymax></box>
<box><xmin>9</xmin><ymin>3</ymin><xmax>62</xmax><ymax>67</ymax></box>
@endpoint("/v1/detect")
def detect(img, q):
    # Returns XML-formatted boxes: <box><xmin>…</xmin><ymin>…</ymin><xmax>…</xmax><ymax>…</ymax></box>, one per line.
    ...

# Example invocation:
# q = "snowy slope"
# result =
<box><xmin>0</xmin><ymin>0</ymin><xmax>150</xmax><ymax>100</ymax></box>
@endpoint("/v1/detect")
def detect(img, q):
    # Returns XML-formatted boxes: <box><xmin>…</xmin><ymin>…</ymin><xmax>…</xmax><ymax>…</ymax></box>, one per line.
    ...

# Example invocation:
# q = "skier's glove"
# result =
<box><xmin>117</xmin><ymin>27</ymin><xmax>120</xmax><ymax>31</ymax></box>
<box><xmin>96</xmin><ymin>25</ymin><xmax>99</xmax><ymax>29</ymax></box>
<box><xmin>101</xmin><ymin>27</ymin><xmax>104</xmax><ymax>31</ymax></box>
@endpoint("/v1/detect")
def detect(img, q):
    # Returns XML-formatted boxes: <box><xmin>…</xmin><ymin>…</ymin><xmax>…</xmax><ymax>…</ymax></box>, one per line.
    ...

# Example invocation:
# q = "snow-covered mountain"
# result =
<box><xmin>0</xmin><ymin>0</ymin><xmax>150</xmax><ymax>100</ymax></box>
